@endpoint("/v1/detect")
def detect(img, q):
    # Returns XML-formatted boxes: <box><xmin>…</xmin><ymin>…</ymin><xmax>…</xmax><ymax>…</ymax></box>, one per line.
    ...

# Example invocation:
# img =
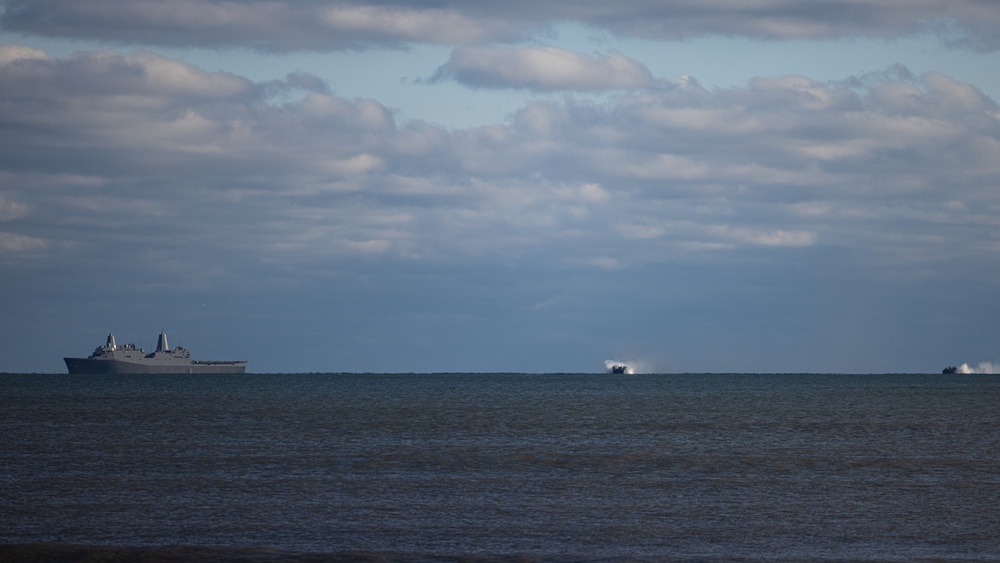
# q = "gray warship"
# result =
<box><xmin>64</xmin><ymin>332</ymin><xmax>248</xmax><ymax>374</ymax></box>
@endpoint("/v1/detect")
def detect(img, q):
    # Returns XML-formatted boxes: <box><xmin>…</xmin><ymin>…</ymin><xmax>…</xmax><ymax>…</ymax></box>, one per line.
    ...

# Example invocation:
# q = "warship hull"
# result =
<box><xmin>65</xmin><ymin>331</ymin><xmax>247</xmax><ymax>374</ymax></box>
<box><xmin>64</xmin><ymin>358</ymin><xmax>247</xmax><ymax>374</ymax></box>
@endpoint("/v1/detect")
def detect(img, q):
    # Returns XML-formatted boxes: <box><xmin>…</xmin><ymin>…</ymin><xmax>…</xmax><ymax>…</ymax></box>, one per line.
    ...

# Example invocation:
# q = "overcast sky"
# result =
<box><xmin>2</xmin><ymin>0</ymin><xmax>999</xmax><ymax>373</ymax></box>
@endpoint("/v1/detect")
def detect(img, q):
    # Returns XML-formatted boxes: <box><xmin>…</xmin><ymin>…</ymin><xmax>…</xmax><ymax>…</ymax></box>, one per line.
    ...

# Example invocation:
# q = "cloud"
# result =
<box><xmin>0</xmin><ymin>193</ymin><xmax>28</xmax><ymax>221</ymax></box>
<box><xmin>3</xmin><ymin>1</ymin><xmax>1000</xmax><ymax>50</ymax></box>
<box><xmin>318</xmin><ymin>4</ymin><xmax>518</xmax><ymax>46</ymax></box>
<box><xmin>0</xmin><ymin>231</ymin><xmax>46</xmax><ymax>252</ymax></box>
<box><xmin>1</xmin><ymin>46</ymin><xmax>999</xmax><ymax>290</ymax></box>
<box><xmin>0</xmin><ymin>43</ymin><xmax>49</xmax><ymax>65</ymax></box>
<box><xmin>281</xmin><ymin>71</ymin><xmax>330</xmax><ymax>94</ymax></box>
<box><xmin>0</xmin><ymin>44</ymin><xmax>253</xmax><ymax>101</ymax></box>
<box><xmin>580</xmin><ymin>0</ymin><xmax>1000</xmax><ymax>47</ymax></box>
<box><xmin>1</xmin><ymin>43</ymin><xmax>999</xmax><ymax>372</ymax></box>
<box><xmin>431</xmin><ymin>46</ymin><xmax>654</xmax><ymax>91</ymax></box>
<box><xmin>0</xmin><ymin>0</ymin><xmax>526</xmax><ymax>51</ymax></box>
<box><xmin>709</xmin><ymin>226</ymin><xmax>817</xmax><ymax>248</ymax></box>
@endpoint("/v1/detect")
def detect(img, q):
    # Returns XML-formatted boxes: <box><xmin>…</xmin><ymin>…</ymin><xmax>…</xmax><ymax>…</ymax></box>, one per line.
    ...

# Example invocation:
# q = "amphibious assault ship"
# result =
<box><xmin>64</xmin><ymin>332</ymin><xmax>247</xmax><ymax>374</ymax></box>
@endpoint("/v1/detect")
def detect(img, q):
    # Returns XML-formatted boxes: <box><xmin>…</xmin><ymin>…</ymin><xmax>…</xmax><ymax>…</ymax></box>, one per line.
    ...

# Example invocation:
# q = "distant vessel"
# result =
<box><xmin>64</xmin><ymin>332</ymin><xmax>247</xmax><ymax>374</ymax></box>
<box><xmin>609</xmin><ymin>364</ymin><xmax>628</xmax><ymax>374</ymax></box>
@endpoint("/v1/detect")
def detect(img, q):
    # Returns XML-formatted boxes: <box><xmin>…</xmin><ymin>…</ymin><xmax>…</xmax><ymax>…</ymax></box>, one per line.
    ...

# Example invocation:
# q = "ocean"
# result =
<box><xmin>2</xmin><ymin>373</ymin><xmax>999</xmax><ymax>562</ymax></box>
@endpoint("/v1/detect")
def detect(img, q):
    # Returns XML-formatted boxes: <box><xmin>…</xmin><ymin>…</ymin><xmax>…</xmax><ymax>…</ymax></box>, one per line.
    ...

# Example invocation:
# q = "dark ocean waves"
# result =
<box><xmin>2</xmin><ymin>373</ymin><xmax>1000</xmax><ymax>561</ymax></box>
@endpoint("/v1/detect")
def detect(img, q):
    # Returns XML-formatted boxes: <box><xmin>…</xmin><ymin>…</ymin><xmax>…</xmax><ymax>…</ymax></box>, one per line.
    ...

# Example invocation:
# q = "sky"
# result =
<box><xmin>1</xmin><ymin>0</ymin><xmax>999</xmax><ymax>374</ymax></box>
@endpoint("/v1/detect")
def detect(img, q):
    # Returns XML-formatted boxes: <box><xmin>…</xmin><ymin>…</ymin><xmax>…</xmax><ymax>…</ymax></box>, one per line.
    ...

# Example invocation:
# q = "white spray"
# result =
<box><xmin>953</xmin><ymin>362</ymin><xmax>999</xmax><ymax>374</ymax></box>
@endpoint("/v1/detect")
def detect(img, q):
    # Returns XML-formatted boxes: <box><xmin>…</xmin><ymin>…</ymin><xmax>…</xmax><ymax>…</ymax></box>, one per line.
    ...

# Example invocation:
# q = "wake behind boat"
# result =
<box><xmin>64</xmin><ymin>331</ymin><xmax>247</xmax><ymax>374</ymax></box>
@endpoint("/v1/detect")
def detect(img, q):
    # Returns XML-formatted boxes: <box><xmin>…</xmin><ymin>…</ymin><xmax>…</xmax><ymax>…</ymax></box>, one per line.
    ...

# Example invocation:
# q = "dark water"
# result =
<box><xmin>2</xmin><ymin>373</ymin><xmax>1000</xmax><ymax>561</ymax></box>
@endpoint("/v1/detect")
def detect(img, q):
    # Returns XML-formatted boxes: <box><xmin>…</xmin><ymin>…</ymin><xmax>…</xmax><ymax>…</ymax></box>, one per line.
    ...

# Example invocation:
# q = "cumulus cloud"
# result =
<box><xmin>1</xmin><ymin>42</ymin><xmax>999</xmax><ymax>372</ymax></box>
<box><xmin>1</xmin><ymin>46</ymin><xmax>998</xmax><ymax>288</ymax></box>
<box><xmin>581</xmin><ymin>0</ymin><xmax>1000</xmax><ymax>47</ymax></box>
<box><xmin>431</xmin><ymin>46</ymin><xmax>654</xmax><ymax>91</ymax></box>
<box><xmin>3</xmin><ymin>1</ymin><xmax>1000</xmax><ymax>50</ymax></box>
<box><xmin>318</xmin><ymin>4</ymin><xmax>517</xmax><ymax>46</ymax></box>
<box><xmin>0</xmin><ymin>44</ymin><xmax>253</xmax><ymax>101</ymax></box>
<box><xmin>0</xmin><ymin>0</ymin><xmax>525</xmax><ymax>50</ymax></box>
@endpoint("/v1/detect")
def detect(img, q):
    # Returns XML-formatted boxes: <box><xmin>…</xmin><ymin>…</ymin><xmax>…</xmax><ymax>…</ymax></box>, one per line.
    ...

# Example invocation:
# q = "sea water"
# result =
<box><xmin>2</xmin><ymin>373</ymin><xmax>999</xmax><ymax>561</ymax></box>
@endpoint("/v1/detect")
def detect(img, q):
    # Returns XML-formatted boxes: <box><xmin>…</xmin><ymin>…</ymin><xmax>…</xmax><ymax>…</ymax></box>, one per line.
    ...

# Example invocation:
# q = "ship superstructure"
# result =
<box><xmin>64</xmin><ymin>331</ymin><xmax>247</xmax><ymax>374</ymax></box>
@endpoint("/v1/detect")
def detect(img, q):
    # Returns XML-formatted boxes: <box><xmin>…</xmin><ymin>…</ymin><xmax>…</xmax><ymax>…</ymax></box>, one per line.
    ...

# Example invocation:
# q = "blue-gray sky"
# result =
<box><xmin>1</xmin><ymin>0</ymin><xmax>999</xmax><ymax>373</ymax></box>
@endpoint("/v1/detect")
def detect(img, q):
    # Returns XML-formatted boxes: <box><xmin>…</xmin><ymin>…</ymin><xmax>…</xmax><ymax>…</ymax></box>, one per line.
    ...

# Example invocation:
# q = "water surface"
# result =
<box><xmin>2</xmin><ymin>373</ymin><xmax>999</xmax><ymax>561</ymax></box>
